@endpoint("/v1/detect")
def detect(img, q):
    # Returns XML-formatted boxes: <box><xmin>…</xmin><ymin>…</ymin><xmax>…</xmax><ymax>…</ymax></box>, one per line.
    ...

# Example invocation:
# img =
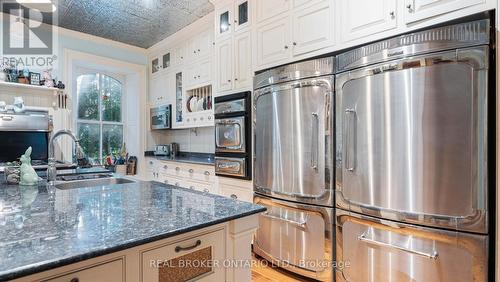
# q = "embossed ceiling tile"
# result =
<box><xmin>54</xmin><ymin>0</ymin><xmax>214</xmax><ymax>48</ymax></box>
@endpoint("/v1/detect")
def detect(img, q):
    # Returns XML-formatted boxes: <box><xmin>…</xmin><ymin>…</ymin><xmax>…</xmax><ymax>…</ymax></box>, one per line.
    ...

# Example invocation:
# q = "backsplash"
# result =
<box><xmin>152</xmin><ymin>127</ymin><xmax>215</xmax><ymax>153</ymax></box>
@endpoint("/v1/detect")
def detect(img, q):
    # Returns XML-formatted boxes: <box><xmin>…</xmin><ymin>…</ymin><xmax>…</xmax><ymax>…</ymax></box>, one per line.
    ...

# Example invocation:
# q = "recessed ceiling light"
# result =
<box><xmin>15</xmin><ymin>0</ymin><xmax>57</xmax><ymax>13</ymax></box>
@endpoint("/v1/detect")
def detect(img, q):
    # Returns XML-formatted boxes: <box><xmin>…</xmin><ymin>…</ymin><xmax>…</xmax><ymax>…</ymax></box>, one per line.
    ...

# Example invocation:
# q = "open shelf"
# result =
<box><xmin>0</xmin><ymin>81</ymin><xmax>62</xmax><ymax>93</ymax></box>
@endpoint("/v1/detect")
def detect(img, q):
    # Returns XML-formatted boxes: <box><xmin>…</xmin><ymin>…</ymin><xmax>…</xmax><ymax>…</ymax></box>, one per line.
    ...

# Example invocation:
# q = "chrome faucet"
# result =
<box><xmin>47</xmin><ymin>130</ymin><xmax>85</xmax><ymax>182</ymax></box>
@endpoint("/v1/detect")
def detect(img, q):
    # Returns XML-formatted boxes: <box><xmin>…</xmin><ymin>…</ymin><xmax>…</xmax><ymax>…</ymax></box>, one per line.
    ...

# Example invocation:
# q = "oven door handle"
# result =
<box><xmin>261</xmin><ymin>211</ymin><xmax>307</xmax><ymax>228</ymax></box>
<box><xmin>344</xmin><ymin>108</ymin><xmax>357</xmax><ymax>172</ymax></box>
<box><xmin>311</xmin><ymin>112</ymin><xmax>319</xmax><ymax>170</ymax></box>
<box><xmin>358</xmin><ymin>232</ymin><xmax>439</xmax><ymax>260</ymax></box>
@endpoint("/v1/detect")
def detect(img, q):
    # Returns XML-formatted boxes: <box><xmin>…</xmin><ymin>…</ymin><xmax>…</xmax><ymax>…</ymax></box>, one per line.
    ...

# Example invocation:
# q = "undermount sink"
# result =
<box><xmin>54</xmin><ymin>177</ymin><xmax>136</xmax><ymax>190</ymax></box>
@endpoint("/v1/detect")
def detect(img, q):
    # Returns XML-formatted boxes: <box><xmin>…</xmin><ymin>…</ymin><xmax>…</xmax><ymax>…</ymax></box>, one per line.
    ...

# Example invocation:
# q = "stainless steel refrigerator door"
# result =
<box><xmin>335</xmin><ymin>209</ymin><xmax>488</xmax><ymax>282</ymax></box>
<box><xmin>336</xmin><ymin>47</ymin><xmax>489</xmax><ymax>233</ymax></box>
<box><xmin>253</xmin><ymin>195</ymin><xmax>333</xmax><ymax>281</ymax></box>
<box><xmin>254</xmin><ymin>76</ymin><xmax>334</xmax><ymax>206</ymax></box>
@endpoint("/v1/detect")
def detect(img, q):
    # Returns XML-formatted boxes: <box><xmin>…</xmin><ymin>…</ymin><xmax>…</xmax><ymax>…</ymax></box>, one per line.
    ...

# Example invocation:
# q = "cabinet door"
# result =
<box><xmin>234</xmin><ymin>0</ymin><xmax>251</xmax><ymax>32</ymax></box>
<box><xmin>219</xmin><ymin>183</ymin><xmax>253</xmax><ymax>202</ymax></box>
<box><xmin>216</xmin><ymin>38</ymin><xmax>233</xmax><ymax>92</ymax></box>
<box><xmin>149</xmin><ymin>75</ymin><xmax>165</xmax><ymax>105</ymax></box>
<box><xmin>292</xmin><ymin>0</ymin><xmax>334</xmax><ymax>56</ymax></box>
<box><xmin>174</xmin><ymin>43</ymin><xmax>187</xmax><ymax>66</ymax></box>
<box><xmin>233</xmin><ymin>31</ymin><xmax>252</xmax><ymax>90</ymax></box>
<box><xmin>165</xmin><ymin>71</ymin><xmax>176</xmax><ymax>103</ymax></box>
<box><xmin>405</xmin><ymin>0</ymin><xmax>485</xmax><ymax>23</ymax></box>
<box><xmin>216</xmin><ymin>2</ymin><xmax>233</xmax><ymax>39</ymax></box>
<box><xmin>256</xmin><ymin>16</ymin><xmax>291</xmax><ymax>68</ymax></box>
<box><xmin>339</xmin><ymin>0</ymin><xmax>397</xmax><ymax>43</ymax></box>
<box><xmin>192</xmin><ymin>28</ymin><xmax>214</xmax><ymax>59</ymax></box>
<box><xmin>151</xmin><ymin>57</ymin><xmax>160</xmax><ymax>75</ymax></box>
<box><xmin>255</xmin><ymin>0</ymin><xmax>290</xmax><ymax>23</ymax></box>
<box><xmin>142</xmin><ymin>230</ymin><xmax>225</xmax><ymax>282</ymax></box>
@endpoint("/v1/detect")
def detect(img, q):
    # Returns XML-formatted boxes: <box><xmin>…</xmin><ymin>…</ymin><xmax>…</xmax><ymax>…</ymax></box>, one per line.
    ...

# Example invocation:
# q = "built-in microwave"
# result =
<box><xmin>150</xmin><ymin>105</ymin><xmax>171</xmax><ymax>130</ymax></box>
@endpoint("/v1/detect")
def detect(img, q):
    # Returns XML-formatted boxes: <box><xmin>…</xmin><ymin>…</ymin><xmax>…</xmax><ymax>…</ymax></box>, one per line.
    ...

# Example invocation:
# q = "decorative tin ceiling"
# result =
<box><xmin>56</xmin><ymin>0</ymin><xmax>214</xmax><ymax>48</ymax></box>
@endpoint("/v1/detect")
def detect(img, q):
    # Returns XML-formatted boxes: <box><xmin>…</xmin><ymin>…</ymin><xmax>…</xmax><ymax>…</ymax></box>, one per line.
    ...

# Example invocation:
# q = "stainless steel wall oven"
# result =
<box><xmin>214</xmin><ymin>91</ymin><xmax>252</xmax><ymax>179</ymax></box>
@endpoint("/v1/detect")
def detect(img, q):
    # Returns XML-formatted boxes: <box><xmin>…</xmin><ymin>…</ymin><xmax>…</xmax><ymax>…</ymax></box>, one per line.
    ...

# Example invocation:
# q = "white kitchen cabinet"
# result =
<box><xmin>234</xmin><ymin>0</ymin><xmax>251</xmax><ymax>32</ymax></box>
<box><xmin>404</xmin><ymin>0</ymin><xmax>485</xmax><ymax>23</ymax></box>
<box><xmin>45</xmin><ymin>260</ymin><xmax>124</xmax><ymax>282</ymax></box>
<box><xmin>216</xmin><ymin>38</ymin><xmax>234</xmax><ymax>92</ymax></box>
<box><xmin>142</xmin><ymin>229</ymin><xmax>225</xmax><ymax>282</ymax></box>
<box><xmin>255</xmin><ymin>0</ymin><xmax>290</xmax><ymax>24</ymax></box>
<box><xmin>233</xmin><ymin>31</ymin><xmax>252</xmax><ymax>90</ymax></box>
<box><xmin>189</xmin><ymin>28</ymin><xmax>214</xmax><ymax>60</ymax></box>
<box><xmin>339</xmin><ymin>0</ymin><xmax>397</xmax><ymax>43</ymax></box>
<box><xmin>216</xmin><ymin>1</ymin><xmax>233</xmax><ymax>39</ymax></box>
<box><xmin>186</xmin><ymin>58</ymin><xmax>212</xmax><ymax>88</ymax></box>
<box><xmin>256</xmin><ymin>15</ymin><xmax>291</xmax><ymax>67</ymax></box>
<box><xmin>149</xmin><ymin>74</ymin><xmax>168</xmax><ymax>105</ymax></box>
<box><xmin>219</xmin><ymin>183</ymin><xmax>253</xmax><ymax>203</ymax></box>
<box><xmin>292</xmin><ymin>0</ymin><xmax>334</xmax><ymax>56</ymax></box>
<box><xmin>173</xmin><ymin>43</ymin><xmax>187</xmax><ymax>66</ymax></box>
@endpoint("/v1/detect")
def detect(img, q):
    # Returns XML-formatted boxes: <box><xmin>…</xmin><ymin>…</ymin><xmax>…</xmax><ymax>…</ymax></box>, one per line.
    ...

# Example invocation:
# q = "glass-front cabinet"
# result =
<box><xmin>151</xmin><ymin>57</ymin><xmax>160</xmax><ymax>74</ymax></box>
<box><xmin>235</xmin><ymin>0</ymin><xmax>250</xmax><ymax>31</ymax></box>
<box><xmin>175</xmin><ymin>72</ymin><xmax>183</xmax><ymax>126</ymax></box>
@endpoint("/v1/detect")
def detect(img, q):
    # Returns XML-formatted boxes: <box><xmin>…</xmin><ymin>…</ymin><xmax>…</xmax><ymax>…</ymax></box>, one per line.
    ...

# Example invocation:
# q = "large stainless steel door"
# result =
<box><xmin>336</xmin><ymin>47</ymin><xmax>489</xmax><ymax>233</ymax></box>
<box><xmin>253</xmin><ymin>195</ymin><xmax>333</xmax><ymax>281</ymax></box>
<box><xmin>254</xmin><ymin>76</ymin><xmax>333</xmax><ymax>206</ymax></box>
<box><xmin>335</xmin><ymin>209</ymin><xmax>488</xmax><ymax>282</ymax></box>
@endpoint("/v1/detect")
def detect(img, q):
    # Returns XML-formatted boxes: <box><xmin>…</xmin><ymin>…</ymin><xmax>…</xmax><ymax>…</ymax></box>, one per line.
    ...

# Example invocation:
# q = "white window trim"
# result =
<box><xmin>75</xmin><ymin>71</ymin><xmax>126</xmax><ymax>163</ymax></box>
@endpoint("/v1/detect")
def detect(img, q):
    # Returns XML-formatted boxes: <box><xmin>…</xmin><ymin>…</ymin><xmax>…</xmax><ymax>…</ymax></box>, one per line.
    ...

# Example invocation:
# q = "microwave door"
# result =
<box><xmin>336</xmin><ymin>52</ymin><xmax>488</xmax><ymax>233</ymax></box>
<box><xmin>254</xmin><ymin>76</ymin><xmax>333</xmax><ymax>200</ymax></box>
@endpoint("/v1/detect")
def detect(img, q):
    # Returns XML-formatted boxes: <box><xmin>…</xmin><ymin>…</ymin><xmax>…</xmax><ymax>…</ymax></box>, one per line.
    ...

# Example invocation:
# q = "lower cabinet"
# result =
<box><xmin>218</xmin><ymin>178</ymin><xmax>253</xmax><ymax>203</ymax></box>
<box><xmin>141</xmin><ymin>229</ymin><xmax>225</xmax><ymax>282</ymax></box>
<box><xmin>45</xmin><ymin>259</ymin><xmax>124</xmax><ymax>282</ymax></box>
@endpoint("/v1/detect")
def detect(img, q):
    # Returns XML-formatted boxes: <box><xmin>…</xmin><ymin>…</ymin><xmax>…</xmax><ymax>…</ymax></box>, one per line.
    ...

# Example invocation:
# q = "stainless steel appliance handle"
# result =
<box><xmin>345</xmin><ymin>108</ymin><xmax>356</xmax><ymax>172</ymax></box>
<box><xmin>217</xmin><ymin>162</ymin><xmax>239</xmax><ymax>169</ymax></box>
<box><xmin>311</xmin><ymin>112</ymin><xmax>319</xmax><ymax>170</ymax></box>
<box><xmin>358</xmin><ymin>232</ymin><xmax>439</xmax><ymax>260</ymax></box>
<box><xmin>261</xmin><ymin>211</ymin><xmax>307</xmax><ymax>228</ymax></box>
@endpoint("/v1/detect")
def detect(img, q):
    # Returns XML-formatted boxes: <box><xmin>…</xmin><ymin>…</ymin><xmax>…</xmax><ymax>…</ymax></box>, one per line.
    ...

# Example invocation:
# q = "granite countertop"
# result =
<box><xmin>144</xmin><ymin>151</ymin><xmax>215</xmax><ymax>165</ymax></box>
<box><xmin>0</xmin><ymin>179</ymin><xmax>265</xmax><ymax>281</ymax></box>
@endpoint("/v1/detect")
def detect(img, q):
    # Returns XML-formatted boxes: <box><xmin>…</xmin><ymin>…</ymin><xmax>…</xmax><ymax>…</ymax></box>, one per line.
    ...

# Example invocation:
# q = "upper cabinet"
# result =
<box><xmin>255</xmin><ymin>0</ymin><xmax>334</xmax><ymax>68</ymax></box>
<box><xmin>216</xmin><ymin>0</ymin><xmax>251</xmax><ymax>39</ymax></box>
<box><xmin>235</xmin><ymin>0</ymin><xmax>251</xmax><ymax>31</ymax></box>
<box><xmin>404</xmin><ymin>0</ymin><xmax>485</xmax><ymax>23</ymax></box>
<box><xmin>255</xmin><ymin>0</ymin><xmax>290</xmax><ymax>23</ymax></box>
<box><xmin>339</xmin><ymin>0</ymin><xmax>397</xmax><ymax>43</ymax></box>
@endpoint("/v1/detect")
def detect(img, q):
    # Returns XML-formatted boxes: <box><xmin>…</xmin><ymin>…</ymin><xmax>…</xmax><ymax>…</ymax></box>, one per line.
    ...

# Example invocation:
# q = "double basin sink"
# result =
<box><xmin>54</xmin><ymin>172</ymin><xmax>135</xmax><ymax>190</ymax></box>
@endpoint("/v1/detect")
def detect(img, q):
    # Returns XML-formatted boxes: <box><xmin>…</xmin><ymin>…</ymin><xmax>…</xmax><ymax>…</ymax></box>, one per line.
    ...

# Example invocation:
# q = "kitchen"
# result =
<box><xmin>0</xmin><ymin>0</ymin><xmax>498</xmax><ymax>282</ymax></box>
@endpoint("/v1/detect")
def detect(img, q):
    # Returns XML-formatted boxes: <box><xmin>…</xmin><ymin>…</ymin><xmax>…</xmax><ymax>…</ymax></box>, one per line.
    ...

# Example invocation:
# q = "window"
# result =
<box><xmin>76</xmin><ymin>73</ymin><xmax>123</xmax><ymax>164</ymax></box>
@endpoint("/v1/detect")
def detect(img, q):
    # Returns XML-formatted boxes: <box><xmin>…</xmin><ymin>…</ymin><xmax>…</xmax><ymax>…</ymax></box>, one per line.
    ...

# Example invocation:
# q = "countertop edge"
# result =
<box><xmin>0</xmin><ymin>206</ymin><xmax>265</xmax><ymax>281</ymax></box>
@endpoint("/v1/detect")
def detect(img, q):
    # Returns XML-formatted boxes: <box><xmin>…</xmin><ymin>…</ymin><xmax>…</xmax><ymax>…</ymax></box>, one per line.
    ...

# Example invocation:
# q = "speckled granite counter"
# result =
<box><xmin>0</xmin><ymin>179</ymin><xmax>265</xmax><ymax>281</ymax></box>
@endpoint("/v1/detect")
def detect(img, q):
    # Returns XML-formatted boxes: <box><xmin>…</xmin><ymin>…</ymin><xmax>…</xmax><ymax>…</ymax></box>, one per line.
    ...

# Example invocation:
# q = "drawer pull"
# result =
<box><xmin>189</xmin><ymin>169</ymin><xmax>194</xmax><ymax>173</ymax></box>
<box><xmin>204</xmin><ymin>171</ymin><xmax>210</xmax><ymax>176</ymax></box>
<box><xmin>175</xmin><ymin>167</ymin><xmax>181</xmax><ymax>171</ymax></box>
<box><xmin>70</xmin><ymin>278</ymin><xmax>79</xmax><ymax>282</ymax></box>
<box><xmin>164</xmin><ymin>180</ymin><xmax>169</xmax><ymax>184</ymax></box>
<box><xmin>175</xmin><ymin>239</ymin><xmax>201</xmax><ymax>252</ymax></box>
<box><xmin>261</xmin><ymin>211</ymin><xmax>307</xmax><ymax>228</ymax></box>
<box><xmin>203</xmin><ymin>188</ymin><xmax>209</xmax><ymax>193</ymax></box>
<box><xmin>358</xmin><ymin>232</ymin><xmax>439</xmax><ymax>260</ymax></box>
<box><xmin>230</xmin><ymin>194</ymin><xmax>237</xmax><ymax>199</ymax></box>
<box><xmin>190</xmin><ymin>186</ymin><xmax>195</xmax><ymax>190</ymax></box>
<box><xmin>163</xmin><ymin>165</ymin><xmax>168</xmax><ymax>169</ymax></box>
<box><xmin>175</xmin><ymin>182</ymin><xmax>180</xmax><ymax>186</ymax></box>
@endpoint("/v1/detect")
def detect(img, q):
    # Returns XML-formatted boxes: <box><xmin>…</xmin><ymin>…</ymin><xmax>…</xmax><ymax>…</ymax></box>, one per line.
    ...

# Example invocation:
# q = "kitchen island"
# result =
<box><xmin>0</xmin><ymin>178</ymin><xmax>265</xmax><ymax>282</ymax></box>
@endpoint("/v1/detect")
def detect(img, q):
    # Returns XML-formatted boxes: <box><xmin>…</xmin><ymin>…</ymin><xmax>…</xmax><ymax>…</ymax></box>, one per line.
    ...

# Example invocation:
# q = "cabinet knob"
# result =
<box><xmin>230</xmin><ymin>194</ymin><xmax>237</xmax><ymax>199</ymax></box>
<box><xmin>149</xmin><ymin>161</ymin><xmax>153</xmax><ymax>165</ymax></box>
<box><xmin>189</xmin><ymin>169</ymin><xmax>194</xmax><ymax>173</ymax></box>
<box><xmin>197</xmin><ymin>75</ymin><xmax>201</xmax><ymax>78</ymax></box>
<box><xmin>200</xmin><ymin>117</ymin><xmax>204</xmax><ymax>121</ymax></box>
<box><xmin>203</xmin><ymin>188</ymin><xmax>209</xmax><ymax>193</ymax></box>
<box><xmin>70</xmin><ymin>278</ymin><xmax>79</xmax><ymax>282</ymax></box>
<box><xmin>208</xmin><ymin>116</ymin><xmax>212</xmax><ymax>120</ymax></box>
<box><xmin>198</xmin><ymin>49</ymin><xmax>200</xmax><ymax>52</ymax></box>
<box><xmin>175</xmin><ymin>182</ymin><xmax>180</xmax><ymax>186</ymax></box>
<box><xmin>284</xmin><ymin>45</ymin><xmax>289</xmax><ymax>49</ymax></box>
<box><xmin>228</xmin><ymin>79</ymin><xmax>231</xmax><ymax>82</ymax></box>
<box><xmin>390</xmin><ymin>11</ymin><xmax>395</xmax><ymax>17</ymax></box>
<box><xmin>406</xmin><ymin>4</ymin><xmax>412</xmax><ymax>11</ymax></box>
<box><xmin>293</xmin><ymin>42</ymin><xmax>297</xmax><ymax>46</ymax></box>
<box><xmin>193</xmin><ymin>118</ymin><xmax>197</xmax><ymax>121</ymax></box>
<box><xmin>234</xmin><ymin>78</ymin><xmax>238</xmax><ymax>81</ymax></box>
<box><xmin>164</xmin><ymin>180</ymin><xmax>169</xmax><ymax>184</ymax></box>
<box><xmin>175</xmin><ymin>167</ymin><xmax>181</xmax><ymax>171</ymax></box>
<box><xmin>204</xmin><ymin>171</ymin><xmax>210</xmax><ymax>176</ymax></box>
<box><xmin>163</xmin><ymin>165</ymin><xmax>168</xmax><ymax>169</ymax></box>
<box><xmin>190</xmin><ymin>186</ymin><xmax>195</xmax><ymax>190</ymax></box>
